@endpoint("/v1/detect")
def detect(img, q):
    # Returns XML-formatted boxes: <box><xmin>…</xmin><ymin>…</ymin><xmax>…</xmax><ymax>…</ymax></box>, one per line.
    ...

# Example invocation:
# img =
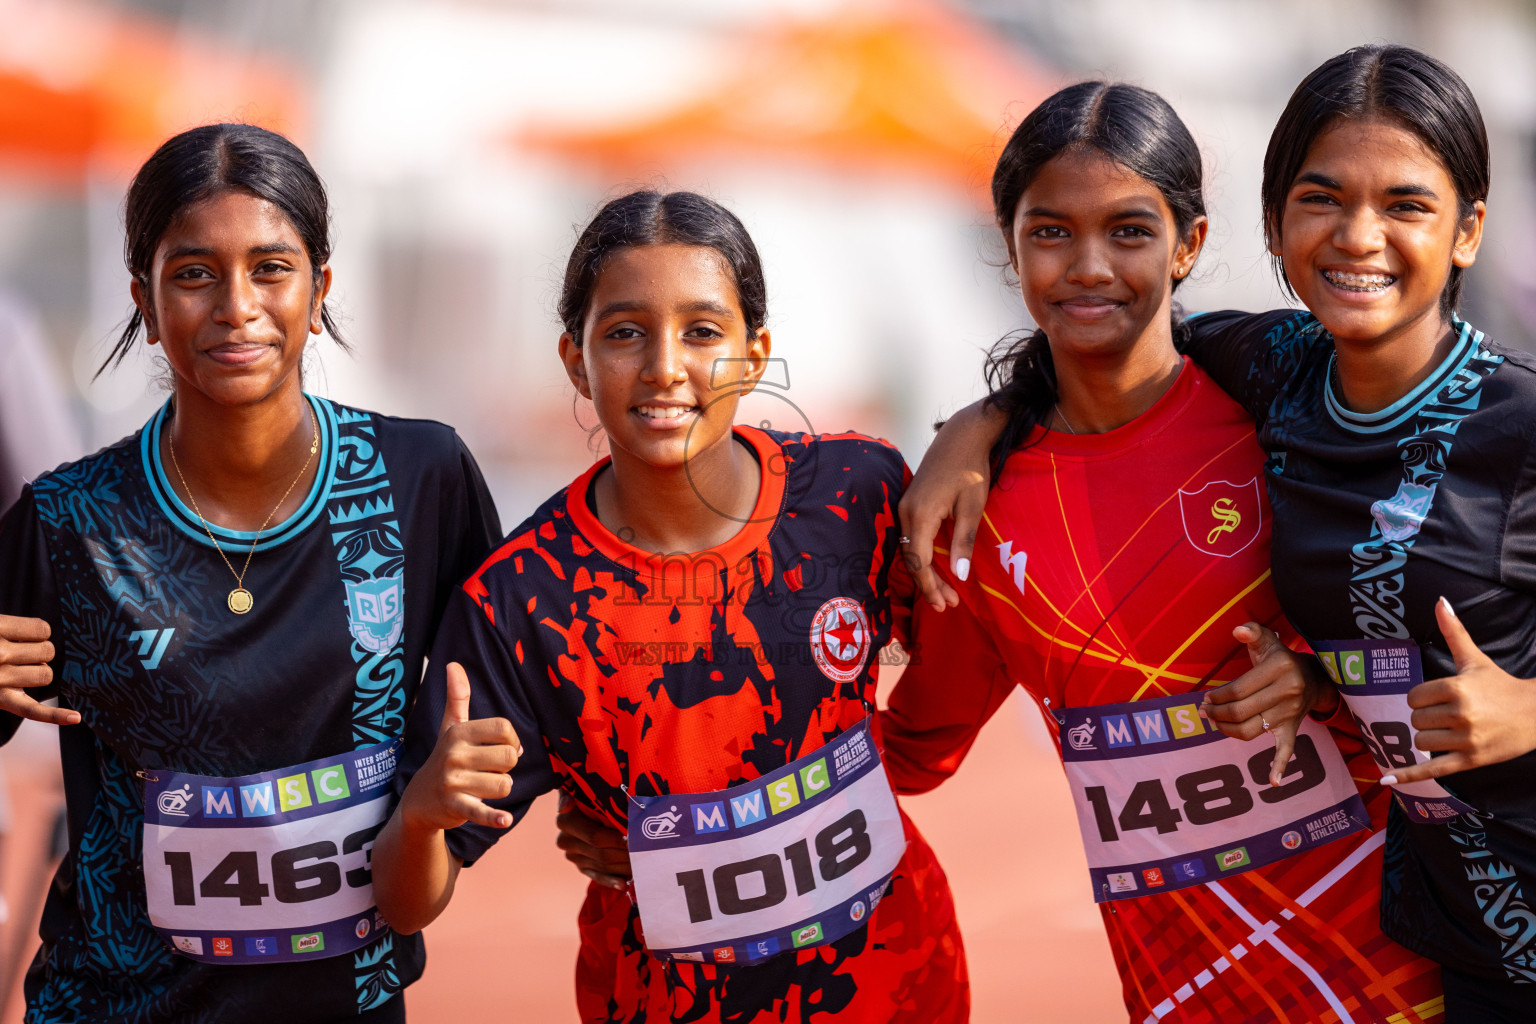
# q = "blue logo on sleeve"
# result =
<box><xmin>693</xmin><ymin>801</ymin><xmax>729</xmax><ymax>834</ymax></box>
<box><xmin>1173</xmin><ymin>858</ymin><xmax>1207</xmax><ymax>881</ymax></box>
<box><xmin>752</xmin><ymin>937</ymin><xmax>780</xmax><ymax>958</ymax></box>
<box><xmin>1103</xmin><ymin>714</ymin><xmax>1136</xmax><ymax>749</ymax></box>
<box><xmin>202</xmin><ymin>786</ymin><xmax>236</xmax><ymax>818</ymax></box>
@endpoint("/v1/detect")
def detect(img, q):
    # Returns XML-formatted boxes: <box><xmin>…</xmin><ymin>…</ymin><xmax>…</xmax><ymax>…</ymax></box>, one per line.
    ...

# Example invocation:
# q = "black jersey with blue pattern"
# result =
<box><xmin>0</xmin><ymin>395</ymin><xmax>500</xmax><ymax>1023</ymax></box>
<box><xmin>1185</xmin><ymin>309</ymin><xmax>1536</xmax><ymax>982</ymax></box>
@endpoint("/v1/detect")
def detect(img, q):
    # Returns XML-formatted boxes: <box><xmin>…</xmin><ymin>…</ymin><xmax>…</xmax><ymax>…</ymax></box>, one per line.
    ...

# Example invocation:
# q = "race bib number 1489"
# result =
<box><xmin>1059</xmin><ymin>692</ymin><xmax>1369</xmax><ymax>902</ymax></box>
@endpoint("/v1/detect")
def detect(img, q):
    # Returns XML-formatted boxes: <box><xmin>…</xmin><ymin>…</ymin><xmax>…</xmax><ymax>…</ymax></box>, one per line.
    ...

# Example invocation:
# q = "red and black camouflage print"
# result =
<box><xmin>396</xmin><ymin>426</ymin><xmax>968</xmax><ymax>1023</ymax></box>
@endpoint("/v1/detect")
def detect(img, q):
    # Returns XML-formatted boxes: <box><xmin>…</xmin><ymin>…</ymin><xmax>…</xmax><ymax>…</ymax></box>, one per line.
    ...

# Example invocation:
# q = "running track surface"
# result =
<box><xmin>0</xmin><ymin>688</ymin><xmax>1127</xmax><ymax>1022</ymax></box>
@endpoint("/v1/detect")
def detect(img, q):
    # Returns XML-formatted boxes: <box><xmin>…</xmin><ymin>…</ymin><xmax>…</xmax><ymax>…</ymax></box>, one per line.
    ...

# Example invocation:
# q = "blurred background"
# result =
<box><xmin>1</xmin><ymin>0</ymin><xmax>1534</xmax><ymax>1019</ymax></box>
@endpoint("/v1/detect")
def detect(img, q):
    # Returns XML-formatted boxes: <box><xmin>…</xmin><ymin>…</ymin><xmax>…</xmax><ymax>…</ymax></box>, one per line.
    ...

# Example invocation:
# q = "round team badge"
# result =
<box><xmin>355</xmin><ymin>918</ymin><xmax>372</xmax><ymax>940</ymax></box>
<box><xmin>1281</xmin><ymin>830</ymin><xmax>1303</xmax><ymax>851</ymax></box>
<box><xmin>850</xmin><ymin>900</ymin><xmax>867</xmax><ymax>923</ymax></box>
<box><xmin>810</xmin><ymin>597</ymin><xmax>871</xmax><ymax>684</ymax></box>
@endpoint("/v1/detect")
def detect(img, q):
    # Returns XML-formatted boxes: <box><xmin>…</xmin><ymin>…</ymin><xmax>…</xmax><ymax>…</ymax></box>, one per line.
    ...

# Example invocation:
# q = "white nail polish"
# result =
<box><xmin>1380</xmin><ymin>775</ymin><xmax>1398</xmax><ymax>786</ymax></box>
<box><xmin>954</xmin><ymin>557</ymin><xmax>970</xmax><ymax>582</ymax></box>
<box><xmin>1438</xmin><ymin>596</ymin><xmax>1457</xmax><ymax>618</ymax></box>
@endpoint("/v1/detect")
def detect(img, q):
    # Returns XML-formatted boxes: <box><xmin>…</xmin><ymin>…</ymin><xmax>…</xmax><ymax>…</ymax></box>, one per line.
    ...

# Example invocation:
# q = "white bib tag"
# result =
<box><xmin>141</xmin><ymin>739</ymin><xmax>399</xmax><ymax>962</ymax></box>
<box><xmin>628</xmin><ymin>721</ymin><xmax>904</xmax><ymax>964</ymax></box>
<box><xmin>1312</xmin><ymin>639</ymin><xmax>1476</xmax><ymax>823</ymax></box>
<box><xmin>1059</xmin><ymin>692</ymin><xmax>1369</xmax><ymax>902</ymax></box>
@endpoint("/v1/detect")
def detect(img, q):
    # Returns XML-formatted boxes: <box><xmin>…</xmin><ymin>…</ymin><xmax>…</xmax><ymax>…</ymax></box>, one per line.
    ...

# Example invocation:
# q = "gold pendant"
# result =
<box><xmin>228</xmin><ymin>588</ymin><xmax>254</xmax><ymax>615</ymax></box>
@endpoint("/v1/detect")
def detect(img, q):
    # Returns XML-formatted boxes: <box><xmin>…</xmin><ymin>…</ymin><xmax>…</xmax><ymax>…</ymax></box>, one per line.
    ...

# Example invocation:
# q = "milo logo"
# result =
<box><xmin>291</xmin><ymin>931</ymin><xmax>326</xmax><ymax>954</ymax></box>
<box><xmin>792</xmin><ymin>923</ymin><xmax>823</xmax><ymax>948</ymax></box>
<box><xmin>1217</xmin><ymin>847</ymin><xmax>1251</xmax><ymax>871</ymax></box>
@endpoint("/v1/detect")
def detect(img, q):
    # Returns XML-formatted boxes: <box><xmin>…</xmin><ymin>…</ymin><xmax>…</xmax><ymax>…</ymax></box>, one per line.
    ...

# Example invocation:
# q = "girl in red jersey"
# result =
<box><xmin>373</xmin><ymin>191</ymin><xmax>968</xmax><ymax>1022</ymax></box>
<box><xmin>884</xmin><ymin>83</ymin><xmax>1443</xmax><ymax>1022</ymax></box>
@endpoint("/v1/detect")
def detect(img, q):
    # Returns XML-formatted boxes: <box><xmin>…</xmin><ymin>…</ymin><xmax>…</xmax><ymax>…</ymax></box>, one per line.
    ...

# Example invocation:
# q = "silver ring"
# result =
<box><xmin>1261</xmin><ymin>714</ymin><xmax>1271</xmax><ymax>733</ymax></box>
<box><xmin>897</xmin><ymin>535</ymin><xmax>911</xmax><ymax>545</ymax></box>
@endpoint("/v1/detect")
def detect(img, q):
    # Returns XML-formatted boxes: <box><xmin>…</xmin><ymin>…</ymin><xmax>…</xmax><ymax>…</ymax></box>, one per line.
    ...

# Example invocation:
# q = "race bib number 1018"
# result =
<box><xmin>1059</xmin><ymin>692</ymin><xmax>1369</xmax><ymax>902</ymax></box>
<box><xmin>142</xmin><ymin>739</ymin><xmax>399</xmax><ymax>963</ymax></box>
<box><xmin>628</xmin><ymin>721</ymin><xmax>904</xmax><ymax>965</ymax></box>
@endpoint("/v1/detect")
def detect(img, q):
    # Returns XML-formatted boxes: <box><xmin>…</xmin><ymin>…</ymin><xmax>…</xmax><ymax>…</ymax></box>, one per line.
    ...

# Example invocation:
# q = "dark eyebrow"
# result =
<box><xmin>1386</xmin><ymin>184</ymin><xmax>1440</xmax><ymax>200</ymax></box>
<box><xmin>163</xmin><ymin>242</ymin><xmax>303</xmax><ymax>260</ymax></box>
<box><xmin>1295</xmin><ymin>172</ymin><xmax>1439</xmax><ymax>201</ymax></box>
<box><xmin>1296</xmin><ymin>172</ymin><xmax>1342</xmax><ymax>190</ymax></box>
<box><xmin>594</xmin><ymin>299</ymin><xmax>738</xmax><ymax>321</ymax></box>
<box><xmin>680</xmin><ymin>300</ymin><xmax>737</xmax><ymax>319</ymax></box>
<box><xmin>1019</xmin><ymin>206</ymin><xmax>1162</xmax><ymax>222</ymax></box>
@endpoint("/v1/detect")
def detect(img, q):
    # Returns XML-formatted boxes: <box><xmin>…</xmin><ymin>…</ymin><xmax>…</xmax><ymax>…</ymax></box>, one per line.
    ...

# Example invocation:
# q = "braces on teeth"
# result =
<box><xmin>1324</xmin><ymin>270</ymin><xmax>1394</xmax><ymax>290</ymax></box>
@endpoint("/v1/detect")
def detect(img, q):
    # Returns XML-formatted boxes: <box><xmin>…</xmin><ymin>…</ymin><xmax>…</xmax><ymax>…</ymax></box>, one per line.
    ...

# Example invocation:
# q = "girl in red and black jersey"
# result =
<box><xmin>375</xmin><ymin>191</ymin><xmax>968</xmax><ymax>1022</ymax></box>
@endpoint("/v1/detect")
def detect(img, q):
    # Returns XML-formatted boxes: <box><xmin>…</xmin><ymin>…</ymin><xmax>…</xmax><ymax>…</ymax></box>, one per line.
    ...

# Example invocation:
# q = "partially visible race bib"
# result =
<box><xmin>142</xmin><ymin>739</ymin><xmax>399</xmax><ymax>963</ymax></box>
<box><xmin>1059</xmin><ymin>692</ymin><xmax>1369</xmax><ymax>903</ymax></box>
<box><xmin>1311</xmin><ymin>639</ymin><xmax>1477</xmax><ymax>824</ymax></box>
<box><xmin>628</xmin><ymin>721</ymin><xmax>903</xmax><ymax>965</ymax></box>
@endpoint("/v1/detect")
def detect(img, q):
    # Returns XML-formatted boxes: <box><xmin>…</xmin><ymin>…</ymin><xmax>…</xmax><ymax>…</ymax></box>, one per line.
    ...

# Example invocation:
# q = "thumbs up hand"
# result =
<box><xmin>1202</xmin><ymin>622</ymin><xmax>1336</xmax><ymax>787</ymax></box>
<box><xmin>400</xmin><ymin>661</ymin><xmax>524</xmax><ymax>834</ymax></box>
<box><xmin>1382</xmin><ymin>598</ymin><xmax>1536</xmax><ymax>786</ymax></box>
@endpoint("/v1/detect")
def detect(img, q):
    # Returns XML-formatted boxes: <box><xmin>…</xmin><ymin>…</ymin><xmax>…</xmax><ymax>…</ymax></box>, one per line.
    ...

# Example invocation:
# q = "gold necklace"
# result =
<box><xmin>167</xmin><ymin>403</ymin><xmax>319</xmax><ymax>615</ymax></box>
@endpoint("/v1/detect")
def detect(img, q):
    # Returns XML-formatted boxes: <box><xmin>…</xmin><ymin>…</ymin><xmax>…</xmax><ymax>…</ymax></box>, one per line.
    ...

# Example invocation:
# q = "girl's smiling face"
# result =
<box><xmin>560</xmin><ymin>243</ymin><xmax>769</xmax><ymax>472</ymax></box>
<box><xmin>133</xmin><ymin>189</ymin><xmax>328</xmax><ymax>407</ymax></box>
<box><xmin>1009</xmin><ymin>147</ymin><xmax>1205</xmax><ymax>361</ymax></box>
<box><xmin>1275</xmin><ymin>117</ymin><xmax>1484</xmax><ymax>346</ymax></box>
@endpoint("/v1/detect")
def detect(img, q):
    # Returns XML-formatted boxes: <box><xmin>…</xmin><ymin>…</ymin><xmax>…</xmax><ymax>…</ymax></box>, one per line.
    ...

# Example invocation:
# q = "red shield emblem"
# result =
<box><xmin>811</xmin><ymin>597</ymin><xmax>871</xmax><ymax>683</ymax></box>
<box><xmin>1178</xmin><ymin>478</ymin><xmax>1262</xmax><ymax>558</ymax></box>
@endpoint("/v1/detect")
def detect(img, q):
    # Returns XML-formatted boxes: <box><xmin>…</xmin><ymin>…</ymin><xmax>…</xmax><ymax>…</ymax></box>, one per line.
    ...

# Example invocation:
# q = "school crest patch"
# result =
<box><xmin>346</xmin><ymin>575</ymin><xmax>404</xmax><ymax>654</ymax></box>
<box><xmin>1178</xmin><ymin>478</ymin><xmax>1262</xmax><ymax>558</ymax></box>
<box><xmin>1371</xmin><ymin>481</ymin><xmax>1437</xmax><ymax>543</ymax></box>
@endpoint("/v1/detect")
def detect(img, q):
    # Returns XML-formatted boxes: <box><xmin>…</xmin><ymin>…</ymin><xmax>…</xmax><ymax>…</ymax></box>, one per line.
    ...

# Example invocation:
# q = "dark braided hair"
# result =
<box><xmin>983</xmin><ymin>82</ymin><xmax>1206</xmax><ymax>477</ymax></box>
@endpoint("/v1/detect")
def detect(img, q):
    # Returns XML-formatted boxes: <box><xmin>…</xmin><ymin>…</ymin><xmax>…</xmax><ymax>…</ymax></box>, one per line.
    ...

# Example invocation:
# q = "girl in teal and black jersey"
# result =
<box><xmin>0</xmin><ymin>124</ymin><xmax>500</xmax><ymax>1023</ymax></box>
<box><xmin>912</xmin><ymin>45</ymin><xmax>1536</xmax><ymax>1022</ymax></box>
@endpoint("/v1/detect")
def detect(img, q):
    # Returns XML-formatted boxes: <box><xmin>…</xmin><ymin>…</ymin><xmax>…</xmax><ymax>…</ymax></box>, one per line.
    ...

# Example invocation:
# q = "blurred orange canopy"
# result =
<box><xmin>0</xmin><ymin>0</ymin><xmax>307</xmax><ymax>182</ymax></box>
<box><xmin>523</xmin><ymin>1</ymin><xmax>1055</xmax><ymax>191</ymax></box>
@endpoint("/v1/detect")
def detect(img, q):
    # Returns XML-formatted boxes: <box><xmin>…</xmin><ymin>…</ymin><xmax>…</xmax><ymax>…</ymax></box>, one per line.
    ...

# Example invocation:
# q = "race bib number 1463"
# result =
<box><xmin>1059</xmin><ymin>693</ymin><xmax>1369</xmax><ymax>902</ymax></box>
<box><xmin>142</xmin><ymin>739</ymin><xmax>398</xmax><ymax>963</ymax></box>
